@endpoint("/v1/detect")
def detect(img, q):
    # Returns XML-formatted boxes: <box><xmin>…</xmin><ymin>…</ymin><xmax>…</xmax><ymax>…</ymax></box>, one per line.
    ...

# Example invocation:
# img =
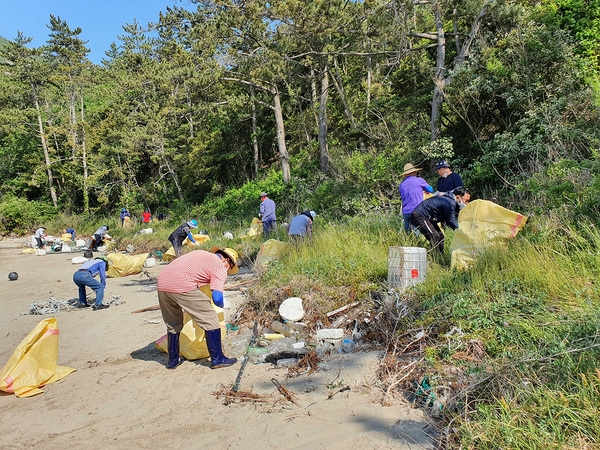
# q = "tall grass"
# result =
<box><xmin>250</xmin><ymin>213</ymin><xmax>417</xmax><ymax>311</ymax></box>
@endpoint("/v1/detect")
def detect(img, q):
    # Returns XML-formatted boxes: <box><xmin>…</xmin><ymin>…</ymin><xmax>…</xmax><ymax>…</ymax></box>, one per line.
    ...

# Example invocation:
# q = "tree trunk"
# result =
<box><xmin>32</xmin><ymin>84</ymin><xmax>58</xmax><ymax>207</ymax></box>
<box><xmin>273</xmin><ymin>89</ymin><xmax>290</xmax><ymax>184</ymax></box>
<box><xmin>430</xmin><ymin>4</ymin><xmax>446</xmax><ymax>142</ymax></box>
<box><xmin>250</xmin><ymin>85</ymin><xmax>259</xmax><ymax>176</ymax></box>
<box><xmin>430</xmin><ymin>3</ymin><xmax>486</xmax><ymax>142</ymax></box>
<box><xmin>80</xmin><ymin>92</ymin><xmax>89</xmax><ymax>213</ymax></box>
<box><xmin>366</xmin><ymin>54</ymin><xmax>372</xmax><ymax>116</ymax></box>
<box><xmin>318</xmin><ymin>66</ymin><xmax>331</xmax><ymax>173</ymax></box>
<box><xmin>329</xmin><ymin>58</ymin><xmax>357</xmax><ymax>127</ymax></box>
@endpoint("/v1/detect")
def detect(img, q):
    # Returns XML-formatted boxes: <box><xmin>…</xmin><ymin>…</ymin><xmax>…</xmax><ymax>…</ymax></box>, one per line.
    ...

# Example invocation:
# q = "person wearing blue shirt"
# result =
<box><xmin>168</xmin><ymin>220</ymin><xmax>199</xmax><ymax>257</ymax></box>
<box><xmin>435</xmin><ymin>160</ymin><xmax>464</xmax><ymax>194</ymax></box>
<box><xmin>259</xmin><ymin>192</ymin><xmax>277</xmax><ymax>239</ymax></box>
<box><xmin>73</xmin><ymin>256</ymin><xmax>111</xmax><ymax>310</ymax></box>
<box><xmin>410</xmin><ymin>187</ymin><xmax>471</xmax><ymax>253</ymax></box>
<box><xmin>91</xmin><ymin>225</ymin><xmax>110</xmax><ymax>250</ymax></box>
<box><xmin>120</xmin><ymin>208</ymin><xmax>131</xmax><ymax>226</ymax></box>
<box><xmin>63</xmin><ymin>227</ymin><xmax>76</xmax><ymax>241</ymax></box>
<box><xmin>288</xmin><ymin>211</ymin><xmax>316</xmax><ymax>242</ymax></box>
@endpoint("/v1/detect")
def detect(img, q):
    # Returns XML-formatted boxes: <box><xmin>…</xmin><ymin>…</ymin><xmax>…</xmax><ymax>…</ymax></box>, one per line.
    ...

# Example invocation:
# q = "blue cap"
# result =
<box><xmin>435</xmin><ymin>160</ymin><xmax>451</xmax><ymax>169</ymax></box>
<box><xmin>188</xmin><ymin>219</ymin><xmax>198</xmax><ymax>228</ymax></box>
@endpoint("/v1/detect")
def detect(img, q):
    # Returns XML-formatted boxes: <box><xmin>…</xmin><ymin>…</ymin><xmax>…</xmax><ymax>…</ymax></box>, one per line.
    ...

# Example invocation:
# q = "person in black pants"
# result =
<box><xmin>410</xmin><ymin>187</ymin><xmax>471</xmax><ymax>253</ymax></box>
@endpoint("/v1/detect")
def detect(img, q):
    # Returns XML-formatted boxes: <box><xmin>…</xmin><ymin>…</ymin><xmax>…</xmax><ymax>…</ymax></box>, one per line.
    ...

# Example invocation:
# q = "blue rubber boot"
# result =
<box><xmin>167</xmin><ymin>333</ymin><xmax>184</xmax><ymax>370</ymax></box>
<box><xmin>205</xmin><ymin>329</ymin><xmax>237</xmax><ymax>369</ymax></box>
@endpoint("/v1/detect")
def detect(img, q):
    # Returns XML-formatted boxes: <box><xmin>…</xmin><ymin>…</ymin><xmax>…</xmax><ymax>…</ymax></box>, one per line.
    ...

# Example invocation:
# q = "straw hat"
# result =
<box><xmin>402</xmin><ymin>163</ymin><xmax>422</xmax><ymax>176</ymax></box>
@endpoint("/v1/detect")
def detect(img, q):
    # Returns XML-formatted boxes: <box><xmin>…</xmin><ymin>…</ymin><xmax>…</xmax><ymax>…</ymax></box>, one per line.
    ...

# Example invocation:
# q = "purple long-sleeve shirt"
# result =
<box><xmin>399</xmin><ymin>176</ymin><xmax>434</xmax><ymax>215</ymax></box>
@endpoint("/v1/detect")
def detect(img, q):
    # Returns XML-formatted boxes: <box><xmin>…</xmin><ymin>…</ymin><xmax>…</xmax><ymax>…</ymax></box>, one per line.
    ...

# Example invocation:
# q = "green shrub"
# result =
<box><xmin>0</xmin><ymin>195</ymin><xmax>57</xmax><ymax>234</ymax></box>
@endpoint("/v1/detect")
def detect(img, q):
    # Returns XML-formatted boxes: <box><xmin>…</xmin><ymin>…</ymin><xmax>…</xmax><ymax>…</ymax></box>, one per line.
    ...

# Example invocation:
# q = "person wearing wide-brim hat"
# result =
<box><xmin>399</xmin><ymin>163</ymin><xmax>434</xmax><ymax>233</ymax></box>
<box><xmin>156</xmin><ymin>246</ymin><xmax>240</xmax><ymax>370</ymax></box>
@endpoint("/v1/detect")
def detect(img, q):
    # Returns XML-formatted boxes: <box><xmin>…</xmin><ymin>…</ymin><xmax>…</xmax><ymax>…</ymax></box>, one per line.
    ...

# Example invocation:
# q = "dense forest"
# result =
<box><xmin>1</xmin><ymin>0</ymin><xmax>599</xmax><ymax>230</ymax></box>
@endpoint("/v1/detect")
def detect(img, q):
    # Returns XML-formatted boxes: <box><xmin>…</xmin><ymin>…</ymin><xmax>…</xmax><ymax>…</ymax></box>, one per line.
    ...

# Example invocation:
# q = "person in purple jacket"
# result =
<box><xmin>410</xmin><ymin>187</ymin><xmax>471</xmax><ymax>253</ymax></box>
<box><xmin>73</xmin><ymin>256</ymin><xmax>111</xmax><ymax>310</ymax></box>
<box><xmin>399</xmin><ymin>163</ymin><xmax>434</xmax><ymax>233</ymax></box>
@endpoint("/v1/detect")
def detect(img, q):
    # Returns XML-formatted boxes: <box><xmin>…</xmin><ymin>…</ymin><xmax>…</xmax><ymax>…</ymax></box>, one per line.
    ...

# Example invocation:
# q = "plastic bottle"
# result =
<box><xmin>330</xmin><ymin>315</ymin><xmax>347</xmax><ymax>328</ymax></box>
<box><xmin>285</xmin><ymin>321</ymin><xmax>307</xmax><ymax>332</ymax></box>
<box><xmin>316</xmin><ymin>340</ymin><xmax>333</xmax><ymax>357</ymax></box>
<box><xmin>342</xmin><ymin>335</ymin><xmax>355</xmax><ymax>353</ymax></box>
<box><xmin>270</xmin><ymin>320</ymin><xmax>293</xmax><ymax>337</ymax></box>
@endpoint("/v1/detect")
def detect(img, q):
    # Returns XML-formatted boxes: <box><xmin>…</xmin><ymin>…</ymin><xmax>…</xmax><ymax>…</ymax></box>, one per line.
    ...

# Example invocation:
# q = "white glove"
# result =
<box><xmin>194</xmin><ymin>242</ymin><xmax>200</xmax><ymax>247</ymax></box>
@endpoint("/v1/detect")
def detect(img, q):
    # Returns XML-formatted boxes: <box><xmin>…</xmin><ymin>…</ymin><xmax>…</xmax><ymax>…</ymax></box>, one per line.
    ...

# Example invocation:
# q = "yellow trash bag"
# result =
<box><xmin>154</xmin><ymin>285</ymin><xmax>226</xmax><ymax>360</ymax></box>
<box><xmin>162</xmin><ymin>235</ymin><xmax>211</xmax><ymax>262</ymax></box>
<box><xmin>123</xmin><ymin>216</ymin><xmax>134</xmax><ymax>229</ymax></box>
<box><xmin>106</xmin><ymin>252</ymin><xmax>149</xmax><ymax>277</ymax></box>
<box><xmin>450</xmin><ymin>199</ymin><xmax>528</xmax><ymax>270</ymax></box>
<box><xmin>0</xmin><ymin>317</ymin><xmax>75</xmax><ymax>398</ymax></box>
<box><xmin>254</xmin><ymin>239</ymin><xmax>290</xmax><ymax>270</ymax></box>
<box><xmin>240</xmin><ymin>217</ymin><xmax>262</xmax><ymax>239</ymax></box>
<box><xmin>184</xmin><ymin>234</ymin><xmax>210</xmax><ymax>248</ymax></box>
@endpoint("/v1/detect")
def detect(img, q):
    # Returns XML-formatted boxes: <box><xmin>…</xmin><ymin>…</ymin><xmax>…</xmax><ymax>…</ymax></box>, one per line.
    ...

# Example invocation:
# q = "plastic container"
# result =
<box><xmin>247</xmin><ymin>346</ymin><xmax>270</xmax><ymax>363</ymax></box>
<box><xmin>276</xmin><ymin>358</ymin><xmax>298</xmax><ymax>367</ymax></box>
<box><xmin>342</xmin><ymin>336</ymin><xmax>355</xmax><ymax>353</ymax></box>
<box><xmin>387</xmin><ymin>246</ymin><xmax>427</xmax><ymax>291</ymax></box>
<box><xmin>270</xmin><ymin>320</ymin><xmax>294</xmax><ymax>337</ymax></box>
<box><xmin>316</xmin><ymin>341</ymin><xmax>333</xmax><ymax>357</ymax></box>
<box><xmin>35</xmin><ymin>249</ymin><xmax>47</xmax><ymax>256</ymax></box>
<box><xmin>316</xmin><ymin>328</ymin><xmax>344</xmax><ymax>340</ymax></box>
<box><xmin>330</xmin><ymin>315</ymin><xmax>347</xmax><ymax>328</ymax></box>
<box><xmin>144</xmin><ymin>257</ymin><xmax>156</xmax><ymax>268</ymax></box>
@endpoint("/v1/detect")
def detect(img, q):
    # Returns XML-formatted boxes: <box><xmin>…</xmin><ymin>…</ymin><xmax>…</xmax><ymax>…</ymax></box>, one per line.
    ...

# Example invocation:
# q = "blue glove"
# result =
<box><xmin>212</xmin><ymin>290</ymin><xmax>224</xmax><ymax>308</ymax></box>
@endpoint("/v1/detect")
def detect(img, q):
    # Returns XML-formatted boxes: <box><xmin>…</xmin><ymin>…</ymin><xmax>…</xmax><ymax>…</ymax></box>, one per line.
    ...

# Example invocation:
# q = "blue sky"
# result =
<box><xmin>0</xmin><ymin>0</ymin><xmax>194</xmax><ymax>64</ymax></box>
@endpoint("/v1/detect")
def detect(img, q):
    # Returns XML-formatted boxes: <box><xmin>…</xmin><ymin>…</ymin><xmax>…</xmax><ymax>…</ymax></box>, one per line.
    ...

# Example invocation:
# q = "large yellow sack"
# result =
<box><xmin>0</xmin><ymin>318</ymin><xmax>76</xmax><ymax>397</ymax></box>
<box><xmin>254</xmin><ymin>239</ymin><xmax>290</xmax><ymax>270</ymax></box>
<box><xmin>162</xmin><ymin>235</ymin><xmax>211</xmax><ymax>262</ymax></box>
<box><xmin>450</xmin><ymin>199</ymin><xmax>528</xmax><ymax>270</ymax></box>
<box><xmin>154</xmin><ymin>285</ymin><xmax>226</xmax><ymax>360</ymax></box>
<box><xmin>123</xmin><ymin>216</ymin><xmax>134</xmax><ymax>229</ymax></box>
<box><xmin>106</xmin><ymin>252</ymin><xmax>149</xmax><ymax>277</ymax></box>
<box><xmin>240</xmin><ymin>217</ymin><xmax>262</xmax><ymax>239</ymax></box>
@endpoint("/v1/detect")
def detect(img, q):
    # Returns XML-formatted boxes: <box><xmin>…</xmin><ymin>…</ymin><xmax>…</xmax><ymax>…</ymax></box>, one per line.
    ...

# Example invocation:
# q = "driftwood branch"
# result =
<box><xmin>271</xmin><ymin>378</ymin><xmax>299</xmax><ymax>405</ymax></box>
<box><xmin>131</xmin><ymin>305</ymin><xmax>160</xmax><ymax>314</ymax></box>
<box><xmin>326</xmin><ymin>301</ymin><xmax>360</xmax><ymax>317</ymax></box>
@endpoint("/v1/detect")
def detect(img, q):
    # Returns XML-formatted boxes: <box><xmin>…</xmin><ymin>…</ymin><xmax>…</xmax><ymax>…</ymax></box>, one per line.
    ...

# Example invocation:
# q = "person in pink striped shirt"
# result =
<box><xmin>157</xmin><ymin>246</ymin><xmax>239</xmax><ymax>370</ymax></box>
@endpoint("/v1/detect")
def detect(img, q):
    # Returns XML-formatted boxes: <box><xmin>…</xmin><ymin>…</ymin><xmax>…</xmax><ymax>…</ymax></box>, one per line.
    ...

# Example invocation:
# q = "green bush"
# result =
<box><xmin>0</xmin><ymin>195</ymin><xmax>57</xmax><ymax>234</ymax></box>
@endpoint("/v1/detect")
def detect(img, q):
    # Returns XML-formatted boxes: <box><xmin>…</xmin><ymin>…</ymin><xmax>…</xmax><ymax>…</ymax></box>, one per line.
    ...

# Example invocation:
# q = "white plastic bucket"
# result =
<box><xmin>35</xmin><ymin>249</ymin><xmax>47</xmax><ymax>256</ymax></box>
<box><xmin>387</xmin><ymin>246</ymin><xmax>427</xmax><ymax>291</ymax></box>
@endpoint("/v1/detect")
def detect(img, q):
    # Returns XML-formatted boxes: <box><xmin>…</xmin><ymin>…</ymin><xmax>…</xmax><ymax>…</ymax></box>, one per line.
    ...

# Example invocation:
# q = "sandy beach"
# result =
<box><xmin>0</xmin><ymin>237</ymin><xmax>436</xmax><ymax>449</ymax></box>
